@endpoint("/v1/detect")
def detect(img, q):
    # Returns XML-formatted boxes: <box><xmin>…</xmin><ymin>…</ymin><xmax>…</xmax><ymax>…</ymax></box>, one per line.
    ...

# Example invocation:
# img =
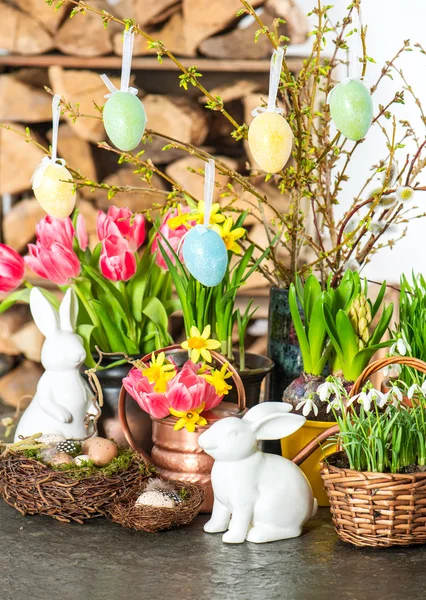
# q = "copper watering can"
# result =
<box><xmin>118</xmin><ymin>345</ymin><xmax>247</xmax><ymax>512</ymax></box>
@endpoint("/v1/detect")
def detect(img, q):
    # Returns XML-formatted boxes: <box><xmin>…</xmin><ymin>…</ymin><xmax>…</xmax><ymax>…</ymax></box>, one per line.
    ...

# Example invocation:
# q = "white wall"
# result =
<box><xmin>293</xmin><ymin>0</ymin><xmax>426</xmax><ymax>282</ymax></box>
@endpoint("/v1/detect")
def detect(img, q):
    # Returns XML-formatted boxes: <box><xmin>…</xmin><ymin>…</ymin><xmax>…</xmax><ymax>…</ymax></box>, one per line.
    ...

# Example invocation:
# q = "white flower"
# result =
<box><xmin>408</xmin><ymin>382</ymin><xmax>426</xmax><ymax>400</ymax></box>
<box><xmin>386</xmin><ymin>385</ymin><xmax>403</xmax><ymax>407</ymax></box>
<box><xmin>383</xmin><ymin>363</ymin><xmax>402</xmax><ymax>377</ymax></box>
<box><xmin>296</xmin><ymin>397</ymin><xmax>318</xmax><ymax>418</ymax></box>
<box><xmin>349</xmin><ymin>388</ymin><xmax>384</xmax><ymax>411</ymax></box>
<box><xmin>396</xmin><ymin>186</ymin><xmax>415</xmax><ymax>204</ymax></box>
<box><xmin>326</xmin><ymin>399</ymin><xmax>342</xmax><ymax>413</ymax></box>
<box><xmin>371</xmin><ymin>389</ymin><xmax>388</xmax><ymax>409</ymax></box>
<box><xmin>370</xmin><ymin>220</ymin><xmax>401</xmax><ymax>237</ymax></box>
<box><xmin>318</xmin><ymin>381</ymin><xmax>338</xmax><ymax>402</ymax></box>
<box><xmin>390</xmin><ymin>336</ymin><xmax>411</xmax><ymax>357</ymax></box>
<box><xmin>343</xmin><ymin>258</ymin><xmax>360</xmax><ymax>272</ymax></box>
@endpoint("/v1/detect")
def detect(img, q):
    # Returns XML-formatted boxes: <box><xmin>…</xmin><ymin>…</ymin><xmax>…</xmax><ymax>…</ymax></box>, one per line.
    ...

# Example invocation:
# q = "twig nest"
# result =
<box><xmin>248</xmin><ymin>112</ymin><xmax>293</xmax><ymax>173</ymax></box>
<box><xmin>74</xmin><ymin>454</ymin><xmax>90</xmax><ymax>466</ymax></box>
<box><xmin>49</xmin><ymin>452</ymin><xmax>74</xmax><ymax>466</ymax></box>
<box><xmin>136</xmin><ymin>490</ymin><xmax>176</xmax><ymax>508</ymax></box>
<box><xmin>88</xmin><ymin>438</ymin><xmax>118</xmax><ymax>466</ymax></box>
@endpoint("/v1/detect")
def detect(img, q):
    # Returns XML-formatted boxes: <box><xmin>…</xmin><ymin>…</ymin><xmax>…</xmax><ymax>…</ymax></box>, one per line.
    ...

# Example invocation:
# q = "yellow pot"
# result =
<box><xmin>281</xmin><ymin>419</ymin><xmax>337</xmax><ymax>507</ymax></box>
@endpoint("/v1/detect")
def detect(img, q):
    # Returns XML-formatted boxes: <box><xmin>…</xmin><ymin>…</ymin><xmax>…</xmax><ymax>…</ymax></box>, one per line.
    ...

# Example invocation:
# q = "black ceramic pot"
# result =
<box><xmin>227</xmin><ymin>351</ymin><xmax>274</xmax><ymax>409</ymax></box>
<box><xmin>266</xmin><ymin>286</ymin><xmax>303</xmax><ymax>402</ymax></box>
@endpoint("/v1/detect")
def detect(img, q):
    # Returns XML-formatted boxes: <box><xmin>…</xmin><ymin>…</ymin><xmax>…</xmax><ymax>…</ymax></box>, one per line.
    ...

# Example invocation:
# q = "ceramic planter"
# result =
<box><xmin>227</xmin><ymin>351</ymin><xmax>274</xmax><ymax>408</ymax></box>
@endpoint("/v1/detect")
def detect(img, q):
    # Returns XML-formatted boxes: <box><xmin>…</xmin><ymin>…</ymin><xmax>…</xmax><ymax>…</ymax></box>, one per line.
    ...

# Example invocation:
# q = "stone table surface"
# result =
<box><xmin>1</xmin><ymin>502</ymin><xmax>426</xmax><ymax>600</ymax></box>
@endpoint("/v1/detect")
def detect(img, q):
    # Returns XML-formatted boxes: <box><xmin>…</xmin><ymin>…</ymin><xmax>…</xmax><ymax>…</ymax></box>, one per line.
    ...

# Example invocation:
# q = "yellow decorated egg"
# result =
<box><xmin>33</xmin><ymin>163</ymin><xmax>76</xmax><ymax>219</ymax></box>
<box><xmin>248</xmin><ymin>112</ymin><xmax>293</xmax><ymax>174</ymax></box>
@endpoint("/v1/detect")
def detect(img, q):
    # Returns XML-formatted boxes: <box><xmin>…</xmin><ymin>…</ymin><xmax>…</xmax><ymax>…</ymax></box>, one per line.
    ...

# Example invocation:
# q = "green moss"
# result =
<box><xmin>22</xmin><ymin>449</ymin><xmax>43</xmax><ymax>461</ymax></box>
<box><xmin>51</xmin><ymin>448</ymin><xmax>148</xmax><ymax>479</ymax></box>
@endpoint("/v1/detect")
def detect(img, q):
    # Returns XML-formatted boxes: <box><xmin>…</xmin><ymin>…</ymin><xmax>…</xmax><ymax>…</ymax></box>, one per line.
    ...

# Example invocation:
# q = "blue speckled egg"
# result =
<box><xmin>329</xmin><ymin>79</ymin><xmax>373</xmax><ymax>141</ymax></box>
<box><xmin>103</xmin><ymin>91</ymin><xmax>146</xmax><ymax>151</ymax></box>
<box><xmin>182</xmin><ymin>225</ymin><xmax>227</xmax><ymax>287</ymax></box>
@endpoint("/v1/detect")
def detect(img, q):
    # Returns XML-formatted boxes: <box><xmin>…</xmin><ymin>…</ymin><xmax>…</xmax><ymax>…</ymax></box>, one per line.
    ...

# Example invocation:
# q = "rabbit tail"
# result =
<box><xmin>311</xmin><ymin>498</ymin><xmax>318</xmax><ymax>518</ymax></box>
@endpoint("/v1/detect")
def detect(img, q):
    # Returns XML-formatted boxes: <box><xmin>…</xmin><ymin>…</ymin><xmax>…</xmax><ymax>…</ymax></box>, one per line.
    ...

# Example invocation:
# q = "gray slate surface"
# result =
<box><xmin>1</xmin><ymin>502</ymin><xmax>426</xmax><ymax>600</ymax></box>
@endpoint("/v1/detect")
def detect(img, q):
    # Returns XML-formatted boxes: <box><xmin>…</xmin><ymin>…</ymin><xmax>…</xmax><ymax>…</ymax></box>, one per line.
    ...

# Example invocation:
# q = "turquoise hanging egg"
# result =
<box><xmin>182</xmin><ymin>225</ymin><xmax>227</xmax><ymax>287</ymax></box>
<box><xmin>329</xmin><ymin>79</ymin><xmax>373</xmax><ymax>141</ymax></box>
<box><xmin>103</xmin><ymin>91</ymin><xmax>146</xmax><ymax>151</ymax></box>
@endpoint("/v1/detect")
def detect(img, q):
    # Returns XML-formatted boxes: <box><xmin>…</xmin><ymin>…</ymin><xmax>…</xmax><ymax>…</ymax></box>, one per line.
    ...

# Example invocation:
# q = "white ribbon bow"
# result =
<box><xmin>251</xmin><ymin>47</ymin><xmax>285</xmax><ymax>117</ymax></box>
<box><xmin>100</xmin><ymin>27</ymin><xmax>138</xmax><ymax>98</ymax></box>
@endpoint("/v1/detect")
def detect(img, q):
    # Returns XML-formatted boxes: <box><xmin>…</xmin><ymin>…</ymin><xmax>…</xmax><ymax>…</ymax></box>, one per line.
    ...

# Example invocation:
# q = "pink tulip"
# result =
<box><xmin>99</xmin><ymin>236</ymin><xmax>136</xmax><ymax>282</ymax></box>
<box><xmin>123</xmin><ymin>368</ymin><xmax>171</xmax><ymax>419</ymax></box>
<box><xmin>151</xmin><ymin>208</ymin><xmax>192</xmax><ymax>270</ymax></box>
<box><xmin>36</xmin><ymin>215</ymin><xmax>75</xmax><ymax>249</ymax></box>
<box><xmin>76</xmin><ymin>213</ymin><xmax>88</xmax><ymax>251</ymax></box>
<box><xmin>168</xmin><ymin>362</ymin><xmax>223</xmax><ymax>412</ymax></box>
<box><xmin>26</xmin><ymin>241</ymin><xmax>81</xmax><ymax>286</ymax></box>
<box><xmin>97</xmin><ymin>207</ymin><xmax>146</xmax><ymax>251</ymax></box>
<box><xmin>0</xmin><ymin>244</ymin><xmax>25</xmax><ymax>292</ymax></box>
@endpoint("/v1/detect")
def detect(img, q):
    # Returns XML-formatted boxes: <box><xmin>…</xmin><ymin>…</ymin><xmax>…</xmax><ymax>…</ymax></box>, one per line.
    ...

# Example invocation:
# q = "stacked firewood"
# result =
<box><xmin>0</xmin><ymin>0</ymin><xmax>307</xmax><ymax>58</ymax></box>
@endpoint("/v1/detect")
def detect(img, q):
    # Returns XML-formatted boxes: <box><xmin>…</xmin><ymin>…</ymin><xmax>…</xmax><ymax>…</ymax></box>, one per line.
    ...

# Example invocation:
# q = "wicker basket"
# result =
<box><xmin>0</xmin><ymin>451</ymin><xmax>150</xmax><ymax>523</ymax></box>
<box><xmin>108</xmin><ymin>480</ymin><xmax>204</xmax><ymax>533</ymax></box>
<box><xmin>320</xmin><ymin>357</ymin><xmax>426</xmax><ymax>547</ymax></box>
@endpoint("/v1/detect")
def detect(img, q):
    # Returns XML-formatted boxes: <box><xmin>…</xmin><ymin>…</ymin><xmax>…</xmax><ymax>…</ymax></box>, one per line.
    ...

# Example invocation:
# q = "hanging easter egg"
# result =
<box><xmin>329</xmin><ymin>79</ymin><xmax>373</xmax><ymax>141</ymax></box>
<box><xmin>182</xmin><ymin>225</ymin><xmax>227</xmax><ymax>287</ymax></box>
<box><xmin>103</xmin><ymin>91</ymin><xmax>146</xmax><ymax>152</ymax></box>
<box><xmin>248</xmin><ymin>112</ymin><xmax>293</xmax><ymax>174</ymax></box>
<box><xmin>33</xmin><ymin>162</ymin><xmax>76</xmax><ymax>219</ymax></box>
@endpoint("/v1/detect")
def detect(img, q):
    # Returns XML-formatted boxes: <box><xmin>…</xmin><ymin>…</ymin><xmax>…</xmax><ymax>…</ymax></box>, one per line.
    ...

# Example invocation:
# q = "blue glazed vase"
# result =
<box><xmin>266</xmin><ymin>286</ymin><xmax>302</xmax><ymax>402</ymax></box>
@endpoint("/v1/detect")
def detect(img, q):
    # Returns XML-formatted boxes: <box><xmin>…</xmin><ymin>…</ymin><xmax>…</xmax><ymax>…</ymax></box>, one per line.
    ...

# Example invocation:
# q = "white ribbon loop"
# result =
<box><xmin>203</xmin><ymin>159</ymin><xmax>215</xmax><ymax>228</ymax></box>
<box><xmin>100</xmin><ymin>26</ymin><xmax>138</xmax><ymax>98</ymax></box>
<box><xmin>349</xmin><ymin>6</ymin><xmax>363</xmax><ymax>80</ymax></box>
<box><xmin>252</xmin><ymin>46</ymin><xmax>285</xmax><ymax>117</ymax></box>
<box><xmin>31</xmin><ymin>94</ymin><xmax>66</xmax><ymax>188</ymax></box>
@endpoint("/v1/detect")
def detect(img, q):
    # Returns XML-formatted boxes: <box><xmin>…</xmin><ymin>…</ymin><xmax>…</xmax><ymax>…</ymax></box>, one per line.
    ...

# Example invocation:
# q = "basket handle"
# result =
<box><xmin>291</xmin><ymin>424</ymin><xmax>340</xmax><ymax>466</ymax></box>
<box><xmin>350</xmin><ymin>356</ymin><xmax>426</xmax><ymax>396</ymax></box>
<box><xmin>118</xmin><ymin>344</ymin><xmax>247</xmax><ymax>459</ymax></box>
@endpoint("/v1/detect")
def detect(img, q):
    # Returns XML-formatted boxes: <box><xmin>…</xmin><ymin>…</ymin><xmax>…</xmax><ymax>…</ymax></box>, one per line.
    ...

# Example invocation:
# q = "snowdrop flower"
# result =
<box><xmin>343</xmin><ymin>258</ymin><xmax>360</xmax><ymax>272</ymax></box>
<box><xmin>326</xmin><ymin>399</ymin><xmax>342</xmax><ymax>414</ymax></box>
<box><xmin>390</xmin><ymin>335</ymin><xmax>411</xmax><ymax>357</ymax></box>
<box><xmin>318</xmin><ymin>380</ymin><xmax>339</xmax><ymax>402</ymax></box>
<box><xmin>385</xmin><ymin>385</ymin><xmax>404</xmax><ymax>408</ymax></box>
<box><xmin>371</xmin><ymin>389</ymin><xmax>388</xmax><ymax>409</ymax></box>
<box><xmin>382</xmin><ymin>363</ymin><xmax>402</xmax><ymax>378</ymax></box>
<box><xmin>396</xmin><ymin>186</ymin><xmax>415</xmax><ymax>205</ymax></box>
<box><xmin>408</xmin><ymin>381</ymin><xmax>426</xmax><ymax>400</ymax></box>
<box><xmin>296</xmin><ymin>397</ymin><xmax>318</xmax><ymax>418</ymax></box>
<box><xmin>349</xmin><ymin>387</ymin><xmax>384</xmax><ymax>411</ymax></box>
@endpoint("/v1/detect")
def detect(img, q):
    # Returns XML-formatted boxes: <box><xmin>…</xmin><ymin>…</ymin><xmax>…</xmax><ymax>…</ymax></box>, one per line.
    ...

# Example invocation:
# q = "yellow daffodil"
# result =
<box><xmin>181</xmin><ymin>325</ymin><xmax>221</xmax><ymax>363</ymax></box>
<box><xmin>167</xmin><ymin>205</ymin><xmax>192</xmax><ymax>230</ymax></box>
<box><xmin>192</xmin><ymin>201</ymin><xmax>225</xmax><ymax>226</ymax></box>
<box><xmin>213</xmin><ymin>217</ymin><xmax>245</xmax><ymax>254</ymax></box>
<box><xmin>143</xmin><ymin>352</ymin><xmax>177</xmax><ymax>393</ymax></box>
<box><xmin>170</xmin><ymin>403</ymin><xmax>207</xmax><ymax>432</ymax></box>
<box><xmin>202</xmin><ymin>363</ymin><xmax>233</xmax><ymax>396</ymax></box>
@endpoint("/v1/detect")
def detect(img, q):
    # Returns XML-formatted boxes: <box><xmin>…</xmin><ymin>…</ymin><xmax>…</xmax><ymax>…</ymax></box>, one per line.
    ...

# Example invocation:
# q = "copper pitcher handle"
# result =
<box><xmin>291</xmin><ymin>424</ymin><xmax>340</xmax><ymax>466</ymax></box>
<box><xmin>118</xmin><ymin>345</ymin><xmax>247</xmax><ymax>459</ymax></box>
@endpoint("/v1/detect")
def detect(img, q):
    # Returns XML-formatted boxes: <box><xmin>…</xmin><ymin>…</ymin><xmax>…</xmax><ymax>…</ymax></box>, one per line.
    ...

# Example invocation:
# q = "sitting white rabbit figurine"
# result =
<box><xmin>14</xmin><ymin>287</ymin><xmax>96</xmax><ymax>441</ymax></box>
<box><xmin>198</xmin><ymin>402</ymin><xmax>317</xmax><ymax>544</ymax></box>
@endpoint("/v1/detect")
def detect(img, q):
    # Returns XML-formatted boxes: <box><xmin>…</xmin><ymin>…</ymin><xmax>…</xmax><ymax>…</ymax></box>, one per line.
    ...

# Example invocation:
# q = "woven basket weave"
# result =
<box><xmin>321</xmin><ymin>356</ymin><xmax>426</xmax><ymax>548</ymax></box>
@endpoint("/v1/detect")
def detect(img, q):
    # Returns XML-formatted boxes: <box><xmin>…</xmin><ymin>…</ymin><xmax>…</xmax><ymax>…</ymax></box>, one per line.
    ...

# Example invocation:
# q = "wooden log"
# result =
<box><xmin>266</xmin><ymin>0</ymin><xmax>309</xmax><ymax>45</ymax></box>
<box><xmin>13</xmin><ymin>0</ymin><xmax>68</xmax><ymax>34</ymax></box>
<box><xmin>0</xmin><ymin>74</ymin><xmax>52</xmax><ymax>123</ymax></box>
<box><xmin>90</xmin><ymin>168</ymin><xmax>167</xmax><ymax>214</ymax></box>
<box><xmin>132</xmin><ymin>0</ymin><xmax>181</xmax><ymax>27</ymax></box>
<box><xmin>183</xmin><ymin>0</ymin><xmax>265</xmax><ymax>54</ymax></box>
<box><xmin>11</xmin><ymin>322</ymin><xmax>44</xmax><ymax>363</ymax></box>
<box><xmin>13</xmin><ymin>68</ymin><xmax>50</xmax><ymax>90</ymax></box>
<box><xmin>3</xmin><ymin>198</ymin><xmax>46</xmax><ymax>252</ymax></box>
<box><xmin>47</xmin><ymin>124</ymin><xmax>97</xmax><ymax>194</ymax></box>
<box><xmin>48</xmin><ymin>66</ymin><xmax>120</xmax><ymax>142</ymax></box>
<box><xmin>54</xmin><ymin>0</ymin><xmax>116</xmax><ymax>57</ymax></box>
<box><xmin>166</xmin><ymin>155</ymin><xmax>239</xmax><ymax>203</ymax></box>
<box><xmin>0</xmin><ymin>125</ymin><xmax>45</xmax><ymax>195</ymax></box>
<box><xmin>114</xmin><ymin>12</ymin><xmax>195</xmax><ymax>57</ymax></box>
<box><xmin>143</xmin><ymin>95</ymin><xmax>209</xmax><ymax>145</ymax></box>
<box><xmin>0</xmin><ymin>360</ymin><xmax>43</xmax><ymax>409</ymax></box>
<box><xmin>200</xmin><ymin>80</ymin><xmax>260</xmax><ymax>105</ymax></box>
<box><xmin>0</xmin><ymin>3</ymin><xmax>54</xmax><ymax>55</ymax></box>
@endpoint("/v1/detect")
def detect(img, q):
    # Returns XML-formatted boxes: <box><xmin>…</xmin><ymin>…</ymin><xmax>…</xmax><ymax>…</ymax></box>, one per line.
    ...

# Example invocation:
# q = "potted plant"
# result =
<box><xmin>0</xmin><ymin>208</ymin><xmax>177</xmax><ymax>445</ymax></box>
<box><xmin>281</xmin><ymin>270</ymin><xmax>393</xmax><ymax>505</ymax></box>
<box><xmin>319</xmin><ymin>356</ymin><xmax>426</xmax><ymax>547</ymax></box>
<box><xmin>154</xmin><ymin>205</ymin><xmax>274</xmax><ymax>408</ymax></box>
<box><xmin>118</xmin><ymin>339</ymin><xmax>246</xmax><ymax>511</ymax></box>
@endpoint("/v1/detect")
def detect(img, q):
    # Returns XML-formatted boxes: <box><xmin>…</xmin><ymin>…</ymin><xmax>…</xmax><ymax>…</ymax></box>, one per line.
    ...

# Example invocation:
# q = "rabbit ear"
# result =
<box><xmin>243</xmin><ymin>402</ymin><xmax>293</xmax><ymax>424</ymax></box>
<box><xmin>30</xmin><ymin>287</ymin><xmax>59</xmax><ymax>338</ymax></box>
<box><xmin>59</xmin><ymin>288</ymin><xmax>78</xmax><ymax>332</ymax></box>
<box><xmin>250</xmin><ymin>413</ymin><xmax>305</xmax><ymax>441</ymax></box>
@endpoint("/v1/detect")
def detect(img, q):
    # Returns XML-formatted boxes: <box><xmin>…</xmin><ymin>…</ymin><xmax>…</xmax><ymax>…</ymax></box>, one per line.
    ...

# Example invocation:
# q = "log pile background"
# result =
<box><xmin>0</xmin><ymin>0</ymin><xmax>309</xmax><ymax>421</ymax></box>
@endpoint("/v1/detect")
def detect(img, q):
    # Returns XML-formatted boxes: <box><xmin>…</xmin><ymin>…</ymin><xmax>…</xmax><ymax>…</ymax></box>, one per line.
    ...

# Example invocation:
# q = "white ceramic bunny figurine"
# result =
<box><xmin>198</xmin><ymin>402</ymin><xmax>317</xmax><ymax>544</ymax></box>
<box><xmin>14</xmin><ymin>287</ymin><xmax>96</xmax><ymax>441</ymax></box>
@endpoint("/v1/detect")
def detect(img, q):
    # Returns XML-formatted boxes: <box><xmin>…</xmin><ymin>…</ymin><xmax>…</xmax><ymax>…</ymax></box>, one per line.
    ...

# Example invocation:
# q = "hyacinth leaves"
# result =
<box><xmin>289</xmin><ymin>270</ymin><xmax>363</xmax><ymax>376</ymax></box>
<box><xmin>323</xmin><ymin>280</ymin><xmax>394</xmax><ymax>381</ymax></box>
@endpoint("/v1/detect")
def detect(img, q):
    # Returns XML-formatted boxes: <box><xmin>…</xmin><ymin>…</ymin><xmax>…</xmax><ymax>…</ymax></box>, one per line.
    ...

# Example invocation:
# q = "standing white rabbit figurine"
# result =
<box><xmin>14</xmin><ymin>287</ymin><xmax>96</xmax><ymax>441</ymax></box>
<box><xmin>198</xmin><ymin>402</ymin><xmax>317</xmax><ymax>544</ymax></box>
